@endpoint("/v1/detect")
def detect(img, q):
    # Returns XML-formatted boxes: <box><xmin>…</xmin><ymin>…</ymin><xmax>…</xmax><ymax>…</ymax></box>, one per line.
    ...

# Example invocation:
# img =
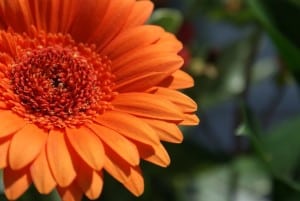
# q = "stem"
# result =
<box><xmin>233</xmin><ymin>28</ymin><xmax>263</xmax><ymax>154</ymax></box>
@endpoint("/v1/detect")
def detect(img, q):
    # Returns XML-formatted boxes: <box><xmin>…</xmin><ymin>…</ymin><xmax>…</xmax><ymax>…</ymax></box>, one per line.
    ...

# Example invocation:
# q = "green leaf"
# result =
<box><xmin>262</xmin><ymin>117</ymin><xmax>300</xmax><ymax>181</ymax></box>
<box><xmin>240</xmin><ymin>102</ymin><xmax>300</xmax><ymax>191</ymax></box>
<box><xmin>289</xmin><ymin>0</ymin><xmax>300</xmax><ymax>7</ymax></box>
<box><xmin>263</xmin><ymin>0</ymin><xmax>300</xmax><ymax>48</ymax></box>
<box><xmin>245</xmin><ymin>0</ymin><xmax>300</xmax><ymax>75</ymax></box>
<box><xmin>149</xmin><ymin>8</ymin><xmax>183</xmax><ymax>34</ymax></box>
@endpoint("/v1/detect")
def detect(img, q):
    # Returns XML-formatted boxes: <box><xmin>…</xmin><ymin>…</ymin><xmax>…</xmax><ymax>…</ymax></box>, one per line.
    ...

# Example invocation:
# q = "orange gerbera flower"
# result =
<box><xmin>0</xmin><ymin>0</ymin><xmax>199</xmax><ymax>200</ymax></box>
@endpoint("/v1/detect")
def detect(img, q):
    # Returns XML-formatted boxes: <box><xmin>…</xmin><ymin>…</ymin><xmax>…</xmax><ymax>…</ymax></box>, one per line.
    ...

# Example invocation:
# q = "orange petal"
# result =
<box><xmin>142</xmin><ymin>118</ymin><xmax>183</xmax><ymax>143</ymax></box>
<box><xmin>95</xmin><ymin>110</ymin><xmax>160</xmax><ymax>145</ymax></box>
<box><xmin>123</xmin><ymin>166</ymin><xmax>144</xmax><ymax>196</ymax></box>
<box><xmin>30</xmin><ymin>0</ymin><xmax>49</xmax><ymax>31</ymax></box>
<box><xmin>66</xmin><ymin>126</ymin><xmax>105</xmax><ymax>170</ymax></box>
<box><xmin>26</xmin><ymin>0</ymin><xmax>78</xmax><ymax>33</ymax></box>
<box><xmin>57</xmin><ymin>182</ymin><xmax>83</xmax><ymax>201</ymax></box>
<box><xmin>115</xmin><ymin>72</ymin><xmax>168</xmax><ymax>92</ymax></box>
<box><xmin>0</xmin><ymin>0</ymin><xmax>32</xmax><ymax>33</ymax></box>
<box><xmin>135</xmin><ymin>141</ymin><xmax>170</xmax><ymax>167</ymax></box>
<box><xmin>88</xmin><ymin>123</ymin><xmax>139</xmax><ymax>166</ymax></box>
<box><xmin>30</xmin><ymin>147</ymin><xmax>56</xmax><ymax>194</ymax></box>
<box><xmin>180</xmin><ymin>114</ymin><xmax>200</xmax><ymax>126</ymax></box>
<box><xmin>57</xmin><ymin>0</ymin><xmax>79</xmax><ymax>33</ymax></box>
<box><xmin>74</xmin><ymin>157</ymin><xmax>103</xmax><ymax>200</ymax></box>
<box><xmin>3</xmin><ymin>167</ymin><xmax>31</xmax><ymax>200</ymax></box>
<box><xmin>122</xmin><ymin>0</ymin><xmax>153</xmax><ymax>29</ymax></box>
<box><xmin>104</xmin><ymin>147</ymin><xmax>131</xmax><ymax>184</ymax></box>
<box><xmin>90</xmin><ymin>0</ymin><xmax>135</xmax><ymax>51</ymax></box>
<box><xmin>9</xmin><ymin>124</ymin><xmax>47</xmax><ymax>170</ymax></box>
<box><xmin>101</xmin><ymin>25</ymin><xmax>163</xmax><ymax>59</ymax></box>
<box><xmin>0</xmin><ymin>139</ymin><xmax>10</xmax><ymax>168</ymax></box>
<box><xmin>70</xmin><ymin>0</ymin><xmax>109</xmax><ymax>41</ymax></box>
<box><xmin>159</xmin><ymin>70</ymin><xmax>194</xmax><ymax>89</ymax></box>
<box><xmin>84</xmin><ymin>171</ymin><xmax>103</xmax><ymax>199</ymax></box>
<box><xmin>157</xmin><ymin>32</ymin><xmax>183</xmax><ymax>52</ymax></box>
<box><xmin>0</xmin><ymin>110</ymin><xmax>26</xmax><ymax>138</ymax></box>
<box><xmin>152</xmin><ymin>87</ymin><xmax>198</xmax><ymax>113</ymax></box>
<box><xmin>112</xmin><ymin>43</ymin><xmax>181</xmax><ymax>71</ymax></box>
<box><xmin>47</xmin><ymin>129</ymin><xmax>76</xmax><ymax>187</ymax></box>
<box><xmin>45</xmin><ymin>0</ymin><xmax>79</xmax><ymax>33</ymax></box>
<box><xmin>112</xmin><ymin>93</ymin><xmax>184</xmax><ymax>121</ymax></box>
<box><xmin>114</xmin><ymin>52</ymin><xmax>183</xmax><ymax>79</ymax></box>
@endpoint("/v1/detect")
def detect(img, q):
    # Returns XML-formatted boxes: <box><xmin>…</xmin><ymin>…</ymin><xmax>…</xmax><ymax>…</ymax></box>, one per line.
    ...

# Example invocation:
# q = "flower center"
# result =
<box><xmin>8</xmin><ymin>44</ymin><xmax>115</xmax><ymax>129</ymax></box>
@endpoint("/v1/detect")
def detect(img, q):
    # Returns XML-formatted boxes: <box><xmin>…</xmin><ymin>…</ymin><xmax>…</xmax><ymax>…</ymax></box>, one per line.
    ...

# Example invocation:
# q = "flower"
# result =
<box><xmin>0</xmin><ymin>0</ymin><xmax>199</xmax><ymax>200</ymax></box>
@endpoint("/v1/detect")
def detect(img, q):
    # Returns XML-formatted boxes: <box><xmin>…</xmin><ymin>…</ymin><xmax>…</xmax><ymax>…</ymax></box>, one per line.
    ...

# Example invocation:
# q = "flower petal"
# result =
<box><xmin>115</xmin><ymin>72</ymin><xmax>168</xmax><ymax>92</ymax></box>
<box><xmin>142</xmin><ymin>118</ymin><xmax>183</xmax><ymax>143</ymax></box>
<box><xmin>30</xmin><ymin>147</ymin><xmax>56</xmax><ymax>194</ymax></box>
<box><xmin>83</xmin><ymin>171</ymin><xmax>103</xmax><ymax>199</ymax></box>
<box><xmin>57</xmin><ymin>0</ymin><xmax>79</xmax><ymax>33</ymax></box>
<box><xmin>0</xmin><ymin>139</ymin><xmax>10</xmax><ymax>168</ymax></box>
<box><xmin>47</xmin><ymin>129</ymin><xmax>76</xmax><ymax>187</ymax></box>
<box><xmin>159</xmin><ymin>70</ymin><xmax>194</xmax><ymax>89</ymax></box>
<box><xmin>101</xmin><ymin>25</ymin><xmax>163</xmax><ymax>59</ymax></box>
<box><xmin>90</xmin><ymin>0</ymin><xmax>135</xmax><ymax>51</ymax></box>
<box><xmin>0</xmin><ymin>0</ymin><xmax>32</xmax><ymax>32</ymax></box>
<box><xmin>157</xmin><ymin>32</ymin><xmax>183</xmax><ymax>52</ymax></box>
<box><xmin>112</xmin><ymin>93</ymin><xmax>184</xmax><ymax>121</ymax></box>
<box><xmin>0</xmin><ymin>0</ymin><xmax>79</xmax><ymax>33</ymax></box>
<box><xmin>95</xmin><ymin>110</ymin><xmax>160</xmax><ymax>145</ymax></box>
<box><xmin>9</xmin><ymin>124</ymin><xmax>47</xmax><ymax>170</ymax></box>
<box><xmin>135</xmin><ymin>141</ymin><xmax>170</xmax><ymax>167</ymax></box>
<box><xmin>180</xmin><ymin>114</ymin><xmax>200</xmax><ymax>126</ymax></box>
<box><xmin>113</xmin><ymin>51</ymin><xmax>183</xmax><ymax>79</ymax></box>
<box><xmin>123</xmin><ymin>166</ymin><xmax>144</xmax><ymax>196</ymax></box>
<box><xmin>88</xmin><ymin>123</ymin><xmax>139</xmax><ymax>166</ymax></box>
<box><xmin>74</xmin><ymin>157</ymin><xmax>103</xmax><ymax>200</ymax></box>
<box><xmin>66</xmin><ymin>126</ymin><xmax>105</xmax><ymax>170</ymax></box>
<box><xmin>3</xmin><ymin>167</ymin><xmax>31</xmax><ymax>200</ymax></box>
<box><xmin>104</xmin><ymin>147</ymin><xmax>131</xmax><ymax>184</ymax></box>
<box><xmin>0</xmin><ymin>110</ymin><xmax>26</xmax><ymax>138</ymax></box>
<box><xmin>70</xmin><ymin>0</ymin><xmax>109</xmax><ymax>41</ymax></box>
<box><xmin>42</xmin><ymin>0</ymin><xmax>80</xmax><ymax>33</ymax></box>
<box><xmin>151</xmin><ymin>87</ymin><xmax>198</xmax><ymax>113</ymax></box>
<box><xmin>122</xmin><ymin>0</ymin><xmax>153</xmax><ymax>29</ymax></box>
<box><xmin>57</xmin><ymin>182</ymin><xmax>83</xmax><ymax>201</ymax></box>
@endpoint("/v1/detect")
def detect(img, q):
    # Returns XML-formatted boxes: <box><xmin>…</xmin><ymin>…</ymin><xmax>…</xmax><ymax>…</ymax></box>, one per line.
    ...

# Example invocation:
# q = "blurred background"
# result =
<box><xmin>5</xmin><ymin>0</ymin><xmax>300</xmax><ymax>200</ymax></box>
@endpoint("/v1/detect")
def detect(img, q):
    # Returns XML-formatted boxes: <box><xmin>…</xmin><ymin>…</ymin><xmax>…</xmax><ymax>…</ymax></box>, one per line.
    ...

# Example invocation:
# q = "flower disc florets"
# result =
<box><xmin>1</xmin><ymin>30</ymin><xmax>115</xmax><ymax>129</ymax></box>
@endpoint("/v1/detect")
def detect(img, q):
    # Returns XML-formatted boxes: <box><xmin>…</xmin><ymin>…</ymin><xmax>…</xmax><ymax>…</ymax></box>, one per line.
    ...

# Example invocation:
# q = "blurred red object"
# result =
<box><xmin>178</xmin><ymin>21</ymin><xmax>196</xmax><ymax>44</ymax></box>
<box><xmin>179</xmin><ymin>46</ymin><xmax>191</xmax><ymax>68</ymax></box>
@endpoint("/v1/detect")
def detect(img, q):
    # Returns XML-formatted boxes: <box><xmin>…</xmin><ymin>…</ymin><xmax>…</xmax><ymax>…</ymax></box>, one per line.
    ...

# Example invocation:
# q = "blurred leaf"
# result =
<box><xmin>246</xmin><ymin>0</ymin><xmax>300</xmax><ymax>79</ymax></box>
<box><xmin>149</xmin><ymin>8</ymin><xmax>183</xmax><ymax>34</ymax></box>
<box><xmin>173</xmin><ymin>156</ymin><xmax>271</xmax><ymax>201</ymax></box>
<box><xmin>209</xmin><ymin>8</ymin><xmax>254</xmax><ymax>25</ymax></box>
<box><xmin>263</xmin><ymin>0</ymin><xmax>300</xmax><ymax>48</ymax></box>
<box><xmin>262</xmin><ymin>117</ymin><xmax>300</xmax><ymax>182</ymax></box>
<box><xmin>288</xmin><ymin>0</ymin><xmax>300</xmax><ymax>7</ymax></box>
<box><xmin>240</xmin><ymin>103</ymin><xmax>300</xmax><ymax>191</ymax></box>
<box><xmin>233</xmin><ymin>157</ymin><xmax>271</xmax><ymax>201</ymax></box>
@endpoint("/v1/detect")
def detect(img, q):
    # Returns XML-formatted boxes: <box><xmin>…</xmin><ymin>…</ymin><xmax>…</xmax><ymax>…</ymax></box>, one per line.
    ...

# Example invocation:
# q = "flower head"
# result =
<box><xmin>0</xmin><ymin>0</ymin><xmax>199</xmax><ymax>200</ymax></box>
